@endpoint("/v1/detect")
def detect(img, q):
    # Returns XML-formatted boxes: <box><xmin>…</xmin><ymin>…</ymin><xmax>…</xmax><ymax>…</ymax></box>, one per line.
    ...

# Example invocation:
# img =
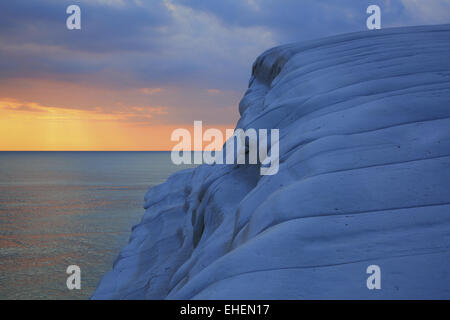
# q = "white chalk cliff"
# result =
<box><xmin>93</xmin><ymin>24</ymin><xmax>450</xmax><ymax>299</ymax></box>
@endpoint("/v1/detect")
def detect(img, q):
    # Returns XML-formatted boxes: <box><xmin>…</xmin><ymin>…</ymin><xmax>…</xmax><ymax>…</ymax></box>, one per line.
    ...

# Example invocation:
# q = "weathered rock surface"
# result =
<box><xmin>93</xmin><ymin>24</ymin><xmax>450</xmax><ymax>299</ymax></box>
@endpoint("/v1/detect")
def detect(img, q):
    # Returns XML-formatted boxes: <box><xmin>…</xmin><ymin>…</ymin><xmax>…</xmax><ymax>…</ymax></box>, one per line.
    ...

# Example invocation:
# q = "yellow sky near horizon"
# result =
<box><xmin>0</xmin><ymin>98</ymin><xmax>234</xmax><ymax>151</ymax></box>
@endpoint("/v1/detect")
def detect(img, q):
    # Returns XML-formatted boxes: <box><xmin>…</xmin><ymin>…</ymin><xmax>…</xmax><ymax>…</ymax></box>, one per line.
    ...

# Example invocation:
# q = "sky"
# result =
<box><xmin>1</xmin><ymin>0</ymin><xmax>449</xmax><ymax>150</ymax></box>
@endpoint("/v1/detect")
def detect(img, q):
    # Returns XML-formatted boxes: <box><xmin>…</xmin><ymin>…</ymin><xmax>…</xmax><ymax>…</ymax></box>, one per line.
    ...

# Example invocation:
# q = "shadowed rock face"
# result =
<box><xmin>93</xmin><ymin>24</ymin><xmax>450</xmax><ymax>299</ymax></box>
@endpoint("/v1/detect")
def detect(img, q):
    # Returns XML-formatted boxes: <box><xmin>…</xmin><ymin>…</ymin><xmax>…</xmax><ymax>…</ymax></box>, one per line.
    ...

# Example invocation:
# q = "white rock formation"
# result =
<box><xmin>93</xmin><ymin>24</ymin><xmax>450</xmax><ymax>299</ymax></box>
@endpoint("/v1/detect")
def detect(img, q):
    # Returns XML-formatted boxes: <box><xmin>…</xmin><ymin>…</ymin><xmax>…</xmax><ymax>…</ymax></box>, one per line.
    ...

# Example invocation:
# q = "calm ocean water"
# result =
<box><xmin>0</xmin><ymin>151</ymin><xmax>196</xmax><ymax>299</ymax></box>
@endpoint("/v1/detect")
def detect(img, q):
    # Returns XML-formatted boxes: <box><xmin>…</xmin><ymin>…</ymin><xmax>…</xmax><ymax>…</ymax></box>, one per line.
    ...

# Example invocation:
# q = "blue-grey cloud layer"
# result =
<box><xmin>1</xmin><ymin>0</ymin><xmax>449</xmax><ymax>105</ymax></box>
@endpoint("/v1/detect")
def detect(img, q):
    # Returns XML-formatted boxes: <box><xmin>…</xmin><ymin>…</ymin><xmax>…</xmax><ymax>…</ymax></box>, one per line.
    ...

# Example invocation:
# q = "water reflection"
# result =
<box><xmin>0</xmin><ymin>152</ymin><xmax>196</xmax><ymax>299</ymax></box>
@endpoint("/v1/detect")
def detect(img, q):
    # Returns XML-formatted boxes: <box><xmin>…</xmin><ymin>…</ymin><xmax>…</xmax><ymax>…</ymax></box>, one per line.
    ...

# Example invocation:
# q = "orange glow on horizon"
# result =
<box><xmin>0</xmin><ymin>98</ymin><xmax>234</xmax><ymax>151</ymax></box>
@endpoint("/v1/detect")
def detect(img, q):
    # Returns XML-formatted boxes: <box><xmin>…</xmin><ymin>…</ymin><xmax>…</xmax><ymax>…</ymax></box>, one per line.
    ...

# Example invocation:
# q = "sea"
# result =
<box><xmin>0</xmin><ymin>151</ymin><xmax>196</xmax><ymax>299</ymax></box>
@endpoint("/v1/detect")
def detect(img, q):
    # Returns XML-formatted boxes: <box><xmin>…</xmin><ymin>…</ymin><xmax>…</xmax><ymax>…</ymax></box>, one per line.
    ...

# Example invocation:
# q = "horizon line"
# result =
<box><xmin>0</xmin><ymin>150</ymin><xmax>209</xmax><ymax>152</ymax></box>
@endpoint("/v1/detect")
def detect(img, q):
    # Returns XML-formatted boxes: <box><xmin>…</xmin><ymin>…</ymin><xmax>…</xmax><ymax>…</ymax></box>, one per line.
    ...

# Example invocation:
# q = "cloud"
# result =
<box><xmin>2</xmin><ymin>0</ymin><xmax>449</xmax><ymax>88</ymax></box>
<box><xmin>0</xmin><ymin>0</ymin><xmax>449</xmax><ymax>128</ymax></box>
<box><xmin>140</xmin><ymin>88</ymin><xmax>163</xmax><ymax>95</ymax></box>
<box><xmin>400</xmin><ymin>0</ymin><xmax>450</xmax><ymax>24</ymax></box>
<box><xmin>3</xmin><ymin>104</ymin><xmax>47</xmax><ymax>113</ymax></box>
<box><xmin>0</xmin><ymin>97</ymin><xmax>170</xmax><ymax>125</ymax></box>
<box><xmin>0</xmin><ymin>0</ymin><xmax>276</xmax><ymax>91</ymax></box>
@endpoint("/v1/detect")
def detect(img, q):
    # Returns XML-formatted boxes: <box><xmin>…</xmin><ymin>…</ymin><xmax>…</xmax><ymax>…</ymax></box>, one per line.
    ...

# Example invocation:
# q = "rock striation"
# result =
<box><xmin>93</xmin><ymin>24</ymin><xmax>450</xmax><ymax>299</ymax></box>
